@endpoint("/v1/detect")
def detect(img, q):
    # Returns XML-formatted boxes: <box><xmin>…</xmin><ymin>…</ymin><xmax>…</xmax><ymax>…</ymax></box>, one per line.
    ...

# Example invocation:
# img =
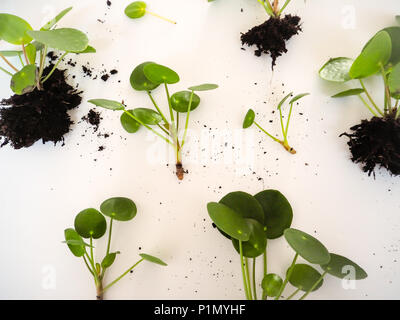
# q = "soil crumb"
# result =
<box><xmin>340</xmin><ymin>114</ymin><xmax>400</xmax><ymax>176</ymax></box>
<box><xmin>82</xmin><ymin>109</ymin><xmax>102</xmax><ymax>132</ymax></box>
<box><xmin>240</xmin><ymin>15</ymin><xmax>301</xmax><ymax>69</ymax></box>
<box><xmin>0</xmin><ymin>65</ymin><xmax>82</xmax><ymax>149</ymax></box>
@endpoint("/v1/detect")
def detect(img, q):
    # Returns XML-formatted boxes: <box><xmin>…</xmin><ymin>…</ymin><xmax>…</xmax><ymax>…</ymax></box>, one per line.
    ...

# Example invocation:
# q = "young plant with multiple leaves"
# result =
<box><xmin>89</xmin><ymin>62</ymin><xmax>218</xmax><ymax>180</ymax></box>
<box><xmin>125</xmin><ymin>1</ymin><xmax>176</xmax><ymax>24</ymax></box>
<box><xmin>0</xmin><ymin>7</ymin><xmax>95</xmax><ymax>94</ymax></box>
<box><xmin>207</xmin><ymin>190</ymin><xmax>367</xmax><ymax>300</ymax></box>
<box><xmin>243</xmin><ymin>92</ymin><xmax>309</xmax><ymax>154</ymax></box>
<box><xmin>64</xmin><ymin>197</ymin><xmax>167</xmax><ymax>300</ymax></box>
<box><xmin>319</xmin><ymin>21</ymin><xmax>400</xmax><ymax>176</ymax></box>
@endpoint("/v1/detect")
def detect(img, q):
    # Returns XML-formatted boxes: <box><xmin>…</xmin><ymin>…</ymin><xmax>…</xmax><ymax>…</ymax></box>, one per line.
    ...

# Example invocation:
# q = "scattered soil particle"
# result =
<box><xmin>98</xmin><ymin>146</ymin><xmax>105</xmax><ymax>151</ymax></box>
<box><xmin>101</xmin><ymin>74</ymin><xmax>110</xmax><ymax>82</ymax></box>
<box><xmin>106</xmin><ymin>1</ymin><xmax>112</xmax><ymax>6</ymax></box>
<box><xmin>340</xmin><ymin>114</ymin><xmax>400</xmax><ymax>176</ymax></box>
<box><xmin>82</xmin><ymin>109</ymin><xmax>102</xmax><ymax>132</ymax></box>
<box><xmin>0</xmin><ymin>66</ymin><xmax>82</xmax><ymax>149</ymax></box>
<box><xmin>82</xmin><ymin>65</ymin><xmax>93</xmax><ymax>77</ymax></box>
<box><xmin>240</xmin><ymin>15</ymin><xmax>301</xmax><ymax>69</ymax></box>
<box><xmin>47</xmin><ymin>51</ymin><xmax>58</xmax><ymax>61</ymax></box>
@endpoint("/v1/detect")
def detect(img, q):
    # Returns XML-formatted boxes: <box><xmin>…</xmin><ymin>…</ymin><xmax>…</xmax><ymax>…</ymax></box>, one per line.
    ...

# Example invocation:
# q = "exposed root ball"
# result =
<box><xmin>0</xmin><ymin>65</ymin><xmax>82</xmax><ymax>149</ymax></box>
<box><xmin>240</xmin><ymin>15</ymin><xmax>301</xmax><ymax>69</ymax></box>
<box><xmin>340</xmin><ymin>114</ymin><xmax>400</xmax><ymax>176</ymax></box>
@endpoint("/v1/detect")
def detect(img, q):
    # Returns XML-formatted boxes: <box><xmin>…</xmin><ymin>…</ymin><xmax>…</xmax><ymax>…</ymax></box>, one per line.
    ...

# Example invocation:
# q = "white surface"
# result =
<box><xmin>0</xmin><ymin>0</ymin><xmax>399</xmax><ymax>300</ymax></box>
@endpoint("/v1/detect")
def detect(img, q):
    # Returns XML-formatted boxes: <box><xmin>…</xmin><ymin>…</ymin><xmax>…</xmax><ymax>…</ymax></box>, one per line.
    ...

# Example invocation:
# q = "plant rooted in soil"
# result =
<box><xmin>207</xmin><ymin>190</ymin><xmax>367</xmax><ymax>300</ymax></box>
<box><xmin>89</xmin><ymin>62</ymin><xmax>218</xmax><ymax>180</ymax></box>
<box><xmin>0</xmin><ymin>7</ymin><xmax>95</xmax><ymax>148</ymax></box>
<box><xmin>319</xmin><ymin>20</ymin><xmax>400</xmax><ymax>176</ymax></box>
<box><xmin>240</xmin><ymin>1</ymin><xmax>301</xmax><ymax>68</ymax></box>
<box><xmin>243</xmin><ymin>92</ymin><xmax>309</xmax><ymax>154</ymax></box>
<box><xmin>125</xmin><ymin>1</ymin><xmax>176</xmax><ymax>24</ymax></box>
<box><xmin>64</xmin><ymin>197</ymin><xmax>167</xmax><ymax>300</ymax></box>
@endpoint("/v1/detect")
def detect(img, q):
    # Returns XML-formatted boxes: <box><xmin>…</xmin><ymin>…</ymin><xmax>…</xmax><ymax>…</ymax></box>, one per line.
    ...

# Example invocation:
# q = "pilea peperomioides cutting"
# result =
<box><xmin>89</xmin><ymin>62</ymin><xmax>218</xmax><ymax>180</ymax></box>
<box><xmin>319</xmin><ymin>21</ymin><xmax>400</xmax><ymax>176</ymax></box>
<box><xmin>125</xmin><ymin>1</ymin><xmax>176</xmax><ymax>24</ymax></box>
<box><xmin>64</xmin><ymin>197</ymin><xmax>167</xmax><ymax>300</ymax></box>
<box><xmin>207</xmin><ymin>190</ymin><xmax>367</xmax><ymax>300</ymax></box>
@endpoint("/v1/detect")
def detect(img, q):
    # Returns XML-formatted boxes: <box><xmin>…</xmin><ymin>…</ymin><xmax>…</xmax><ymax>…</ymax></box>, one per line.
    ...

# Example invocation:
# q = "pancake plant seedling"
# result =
<box><xmin>125</xmin><ymin>1</ymin><xmax>176</xmax><ymax>24</ymax></box>
<box><xmin>64</xmin><ymin>197</ymin><xmax>167</xmax><ymax>300</ymax></box>
<box><xmin>89</xmin><ymin>62</ymin><xmax>218</xmax><ymax>180</ymax></box>
<box><xmin>319</xmin><ymin>21</ymin><xmax>400</xmax><ymax>176</ymax></box>
<box><xmin>207</xmin><ymin>190</ymin><xmax>367</xmax><ymax>300</ymax></box>
<box><xmin>243</xmin><ymin>92</ymin><xmax>309</xmax><ymax>154</ymax></box>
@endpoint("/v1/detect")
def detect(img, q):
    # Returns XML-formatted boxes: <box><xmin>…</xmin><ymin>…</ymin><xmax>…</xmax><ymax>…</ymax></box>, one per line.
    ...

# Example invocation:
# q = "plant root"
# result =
<box><xmin>176</xmin><ymin>162</ymin><xmax>186</xmax><ymax>180</ymax></box>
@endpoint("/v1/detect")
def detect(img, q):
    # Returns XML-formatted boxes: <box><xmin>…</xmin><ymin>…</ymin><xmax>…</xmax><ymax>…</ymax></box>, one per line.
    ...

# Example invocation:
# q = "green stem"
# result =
<box><xmin>395</xmin><ymin>100</ymin><xmax>400</xmax><ymax>119</ymax></box>
<box><xmin>239</xmin><ymin>241</ymin><xmax>250</xmax><ymax>300</ymax></box>
<box><xmin>0</xmin><ymin>66</ymin><xmax>13</xmax><ymax>76</ymax></box>
<box><xmin>21</xmin><ymin>43</ymin><xmax>29</xmax><ymax>65</ymax></box>
<box><xmin>275</xmin><ymin>253</ymin><xmax>298</xmax><ymax>300</ymax></box>
<box><xmin>157</xmin><ymin>123</ymin><xmax>171</xmax><ymax>137</ymax></box>
<box><xmin>278</xmin><ymin>0</ymin><xmax>291</xmax><ymax>16</ymax></box>
<box><xmin>102</xmin><ymin>258</ymin><xmax>144</xmax><ymax>293</ymax></box>
<box><xmin>380</xmin><ymin>66</ymin><xmax>392</xmax><ymax>113</ymax></box>
<box><xmin>258</xmin><ymin>0</ymin><xmax>274</xmax><ymax>16</ymax></box>
<box><xmin>147</xmin><ymin>91</ymin><xmax>169</xmax><ymax>125</ymax></box>
<box><xmin>358</xmin><ymin>95</ymin><xmax>378</xmax><ymax>117</ymax></box>
<box><xmin>262</xmin><ymin>250</ymin><xmax>267</xmax><ymax>300</ymax></box>
<box><xmin>106</xmin><ymin>218</ymin><xmax>113</xmax><ymax>256</ymax></box>
<box><xmin>181</xmin><ymin>90</ymin><xmax>194</xmax><ymax>147</ymax></box>
<box><xmin>278</xmin><ymin>106</ymin><xmax>286</xmax><ymax>140</ymax></box>
<box><xmin>286</xmin><ymin>288</ymin><xmax>300</xmax><ymax>300</ymax></box>
<box><xmin>83</xmin><ymin>255</ymin><xmax>95</xmax><ymax>276</ymax></box>
<box><xmin>284</xmin><ymin>102</ymin><xmax>294</xmax><ymax>139</ymax></box>
<box><xmin>37</xmin><ymin>45</ymin><xmax>48</xmax><ymax>88</ymax></box>
<box><xmin>299</xmin><ymin>270</ymin><xmax>328</xmax><ymax>300</ymax></box>
<box><xmin>90</xmin><ymin>237</ymin><xmax>95</xmax><ymax>266</ymax></box>
<box><xmin>245</xmin><ymin>257</ymin><xmax>253</xmax><ymax>300</ymax></box>
<box><xmin>17</xmin><ymin>53</ymin><xmax>25</xmax><ymax>67</ymax></box>
<box><xmin>252</xmin><ymin>258</ymin><xmax>258</xmax><ymax>300</ymax></box>
<box><xmin>254</xmin><ymin>121</ymin><xmax>281</xmax><ymax>143</ymax></box>
<box><xmin>359</xmin><ymin>79</ymin><xmax>383</xmax><ymax>116</ymax></box>
<box><xmin>41</xmin><ymin>52</ymin><xmax>68</xmax><ymax>83</ymax></box>
<box><xmin>164</xmin><ymin>82</ymin><xmax>174</xmax><ymax>123</ymax></box>
<box><xmin>0</xmin><ymin>53</ymin><xmax>19</xmax><ymax>72</ymax></box>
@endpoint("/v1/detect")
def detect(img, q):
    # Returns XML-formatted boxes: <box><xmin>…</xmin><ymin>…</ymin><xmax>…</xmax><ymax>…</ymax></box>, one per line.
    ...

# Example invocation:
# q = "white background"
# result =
<box><xmin>0</xmin><ymin>0</ymin><xmax>399</xmax><ymax>300</ymax></box>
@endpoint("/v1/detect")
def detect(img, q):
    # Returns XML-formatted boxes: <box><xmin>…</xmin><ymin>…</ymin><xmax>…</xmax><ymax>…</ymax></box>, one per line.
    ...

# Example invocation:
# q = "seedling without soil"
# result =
<box><xmin>125</xmin><ymin>1</ymin><xmax>176</xmax><ymax>24</ymax></box>
<box><xmin>319</xmin><ymin>21</ymin><xmax>400</xmax><ymax>176</ymax></box>
<box><xmin>243</xmin><ymin>92</ymin><xmax>309</xmax><ymax>154</ymax></box>
<box><xmin>207</xmin><ymin>190</ymin><xmax>367</xmax><ymax>300</ymax></box>
<box><xmin>64</xmin><ymin>197</ymin><xmax>167</xmax><ymax>300</ymax></box>
<box><xmin>89</xmin><ymin>62</ymin><xmax>218</xmax><ymax>180</ymax></box>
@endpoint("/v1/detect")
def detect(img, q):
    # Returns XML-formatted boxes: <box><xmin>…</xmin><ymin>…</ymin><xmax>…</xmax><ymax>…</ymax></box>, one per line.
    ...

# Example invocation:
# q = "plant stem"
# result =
<box><xmin>273</xmin><ymin>0</ymin><xmax>279</xmax><ymax>15</ymax></box>
<box><xmin>254</xmin><ymin>121</ymin><xmax>281</xmax><ymax>143</ymax></box>
<box><xmin>90</xmin><ymin>237</ymin><xmax>95</xmax><ymax>266</ymax></box>
<box><xmin>359</xmin><ymin>79</ymin><xmax>383</xmax><ymax>116</ymax></box>
<box><xmin>286</xmin><ymin>288</ymin><xmax>300</xmax><ymax>300</ymax></box>
<box><xmin>17</xmin><ymin>53</ymin><xmax>25</xmax><ymax>67</ymax></box>
<box><xmin>147</xmin><ymin>91</ymin><xmax>169</xmax><ymax>125</ymax></box>
<box><xmin>0</xmin><ymin>53</ymin><xmax>19</xmax><ymax>72</ymax></box>
<box><xmin>245</xmin><ymin>258</ymin><xmax>253</xmax><ymax>300</ymax></box>
<box><xmin>299</xmin><ymin>270</ymin><xmax>328</xmax><ymax>300</ymax></box>
<box><xmin>37</xmin><ymin>45</ymin><xmax>48</xmax><ymax>89</ymax></box>
<box><xmin>41</xmin><ymin>52</ymin><xmax>68</xmax><ymax>83</ymax></box>
<box><xmin>164</xmin><ymin>83</ymin><xmax>174</xmax><ymax>123</ymax></box>
<box><xmin>258</xmin><ymin>0</ymin><xmax>274</xmax><ymax>16</ymax></box>
<box><xmin>284</xmin><ymin>102</ymin><xmax>294</xmax><ymax>139</ymax></box>
<box><xmin>21</xmin><ymin>44</ymin><xmax>29</xmax><ymax>65</ymax></box>
<box><xmin>278</xmin><ymin>105</ymin><xmax>286</xmax><ymax>140</ymax></box>
<box><xmin>145</xmin><ymin>10</ymin><xmax>177</xmax><ymax>24</ymax></box>
<box><xmin>274</xmin><ymin>253</ymin><xmax>298</xmax><ymax>300</ymax></box>
<box><xmin>239</xmin><ymin>241</ymin><xmax>250</xmax><ymax>300</ymax></box>
<box><xmin>252</xmin><ymin>258</ymin><xmax>258</xmax><ymax>300</ymax></box>
<box><xmin>262</xmin><ymin>250</ymin><xmax>268</xmax><ymax>300</ymax></box>
<box><xmin>181</xmin><ymin>90</ymin><xmax>194</xmax><ymax>147</ymax></box>
<box><xmin>358</xmin><ymin>94</ymin><xmax>379</xmax><ymax>117</ymax></box>
<box><xmin>395</xmin><ymin>100</ymin><xmax>400</xmax><ymax>119</ymax></box>
<box><xmin>106</xmin><ymin>218</ymin><xmax>113</xmax><ymax>256</ymax></box>
<box><xmin>380</xmin><ymin>66</ymin><xmax>392</xmax><ymax>113</ymax></box>
<box><xmin>157</xmin><ymin>123</ymin><xmax>171</xmax><ymax>137</ymax></box>
<box><xmin>278</xmin><ymin>0</ymin><xmax>292</xmax><ymax>16</ymax></box>
<box><xmin>102</xmin><ymin>258</ymin><xmax>144</xmax><ymax>293</ymax></box>
<box><xmin>96</xmin><ymin>280</ymin><xmax>104</xmax><ymax>300</ymax></box>
<box><xmin>0</xmin><ymin>66</ymin><xmax>13</xmax><ymax>76</ymax></box>
<box><xmin>83</xmin><ymin>255</ymin><xmax>95</xmax><ymax>276</ymax></box>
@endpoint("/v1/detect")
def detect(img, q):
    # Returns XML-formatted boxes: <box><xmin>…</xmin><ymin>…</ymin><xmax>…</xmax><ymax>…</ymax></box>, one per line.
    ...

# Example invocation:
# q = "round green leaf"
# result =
<box><xmin>171</xmin><ymin>91</ymin><xmax>201</xmax><ymax>113</ymax></box>
<box><xmin>101</xmin><ymin>251</ymin><xmax>120</xmax><ymax>269</ymax></box>
<box><xmin>232</xmin><ymin>219</ymin><xmax>267</xmax><ymax>258</ymax></box>
<box><xmin>74</xmin><ymin>208</ymin><xmax>107</xmax><ymax>239</ymax></box>
<box><xmin>385</xmin><ymin>27</ymin><xmax>400</xmax><ymax>65</ymax></box>
<box><xmin>0</xmin><ymin>14</ymin><xmax>33</xmax><ymax>45</ymax></box>
<box><xmin>262</xmin><ymin>273</ymin><xmax>283</xmax><ymax>297</ymax></box>
<box><xmin>188</xmin><ymin>84</ymin><xmax>218</xmax><ymax>91</ymax></box>
<box><xmin>121</xmin><ymin>110</ymin><xmax>141</xmax><ymax>133</ymax></box>
<box><xmin>331</xmin><ymin>88</ymin><xmax>365</xmax><ymax>98</ymax></box>
<box><xmin>288</xmin><ymin>264</ymin><xmax>324</xmax><ymax>292</ymax></box>
<box><xmin>125</xmin><ymin>1</ymin><xmax>147</xmax><ymax>19</ymax></box>
<box><xmin>88</xmin><ymin>99</ymin><xmax>125</xmax><ymax>110</ymax></box>
<box><xmin>10</xmin><ymin>64</ymin><xmax>37</xmax><ymax>95</ymax></box>
<box><xmin>254</xmin><ymin>190</ymin><xmax>293</xmax><ymax>239</ymax></box>
<box><xmin>131</xmin><ymin>108</ymin><xmax>162</xmax><ymax>125</ymax></box>
<box><xmin>25</xmin><ymin>43</ymin><xmax>36</xmax><ymax>64</ymax></box>
<box><xmin>207</xmin><ymin>202</ymin><xmax>250</xmax><ymax>242</ymax></box>
<box><xmin>350</xmin><ymin>31</ymin><xmax>392</xmax><ymax>79</ymax></box>
<box><xmin>100</xmin><ymin>197</ymin><xmax>137</xmax><ymax>221</ymax></box>
<box><xmin>27</xmin><ymin>28</ymin><xmax>88</xmax><ymax>52</ymax></box>
<box><xmin>321</xmin><ymin>253</ymin><xmax>367</xmax><ymax>280</ymax></box>
<box><xmin>389</xmin><ymin>63</ymin><xmax>400</xmax><ymax>98</ymax></box>
<box><xmin>130</xmin><ymin>62</ymin><xmax>160</xmax><ymax>91</ymax></box>
<box><xmin>243</xmin><ymin>109</ymin><xmax>255</xmax><ymax>129</ymax></box>
<box><xmin>64</xmin><ymin>228</ymin><xmax>85</xmax><ymax>257</ymax></box>
<box><xmin>140</xmin><ymin>253</ymin><xmax>167</xmax><ymax>266</ymax></box>
<box><xmin>284</xmin><ymin>229</ymin><xmax>331</xmax><ymax>264</ymax></box>
<box><xmin>319</xmin><ymin>57</ymin><xmax>353</xmax><ymax>82</ymax></box>
<box><xmin>143</xmin><ymin>63</ymin><xmax>180</xmax><ymax>85</ymax></box>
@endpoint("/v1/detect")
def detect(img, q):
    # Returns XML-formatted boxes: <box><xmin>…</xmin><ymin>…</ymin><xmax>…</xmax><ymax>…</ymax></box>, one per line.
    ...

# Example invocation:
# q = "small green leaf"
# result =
<box><xmin>41</xmin><ymin>7</ymin><xmax>73</xmax><ymax>31</ymax></box>
<box><xmin>284</xmin><ymin>229</ymin><xmax>331</xmax><ymax>264</ymax></box>
<box><xmin>0</xmin><ymin>13</ymin><xmax>33</xmax><ymax>45</ymax></box>
<box><xmin>64</xmin><ymin>228</ymin><xmax>85</xmax><ymax>257</ymax></box>
<box><xmin>350</xmin><ymin>31</ymin><xmax>392</xmax><ymax>79</ymax></box>
<box><xmin>74</xmin><ymin>45</ymin><xmax>96</xmax><ymax>54</ymax></box>
<box><xmin>130</xmin><ymin>62</ymin><xmax>160</xmax><ymax>91</ymax></box>
<box><xmin>74</xmin><ymin>208</ymin><xmax>107</xmax><ymax>239</ymax></box>
<box><xmin>207</xmin><ymin>202</ymin><xmax>251</xmax><ymax>242</ymax></box>
<box><xmin>242</xmin><ymin>109</ymin><xmax>255</xmax><ymax>129</ymax></box>
<box><xmin>25</xmin><ymin>43</ymin><xmax>36</xmax><ymax>64</ymax></box>
<box><xmin>101</xmin><ymin>251</ymin><xmax>120</xmax><ymax>269</ymax></box>
<box><xmin>121</xmin><ymin>110</ymin><xmax>141</xmax><ymax>133</ymax></box>
<box><xmin>63</xmin><ymin>239</ymin><xmax>93</xmax><ymax>248</ymax></box>
<box><xmin>277</xmin><ymin>92</ymin><xmax>293</xmax><ymax>110</ymax></box>
<box><xmin>319</xmin><ymin>57</ymin><xmax>353</xmax><ymax>82</ymax></box>
<box><xmin>254</xmin><ymin>190</ymin><xmax>293</xmax><ymax>239</ymax></box>
<box><xmin>320</xmin><ymin>253</ymin><xmax>367</xmax><ymax>280</ymax></box>
<box><xmin>262</xmin><ymin>274</ymin><xmax>283</xmax><ymax>297</ymax></box>
<box><xmin>171</xmin><ymin>91</ymin><xmax>201</xmax><ymax>113</ymax></box>
<box><xmin>188</xmin><ymin>84</ymin><xmax>218</xmax><ymax>91</ymax></box>
<box><xmin>100</xmin><ymin>197</ymin><xmax>137</xmax><ymax>221</ymax></box>
<box><xmin>288</xmin><ymin>264</ymin><xmax>324</xmax><ymax>292</ymax></box>
<box><xmin>140</xmin><ymin>253</ymin><xmax>167</xmax><ymax>266</ymax></box>
<box><xmin>289</xmin><ymin>93</ymin><xmax>309</xmax><ymax>104</ymax></box>
<box><xmin>331</xmin><ymin>88</ymin><xmax>365</xmax><ymax>98</ymax></box>
<box><xmin>125</xmin><ymin>1</ymin><xmax>147</xmax><ymax>19</ymax></box>
<box><xmin>27</xmin><ymin>28</ymin><xmax>88</xmax><ymax>52</ymax></box>
<box><xmin>132</xmin><ymin>108</ymin><xmax>162</xmax><ymax>125</ymax></box>
<box><xmin>0</xmin><ymin>50</ymin><xmax>23</xmax><ymax>57</ymax></box>
<box><xmin>232</xmin><ymin>219</ymin><xmax>267</xmax><ymax>258</ymax></box>
<box><xmin>88</xmin><ymin>99</ymin><xmax>125</xmax><ymax>110</ymax></box>
<box><xmin>143</xmin><ymin>63</ymin><xmax>180</xmax><ymax>85</ymax></box>
<box><xmin>10</xmin><ymin>64</ymin><xmax>37</xmax><ymax>95</ymax></box>
<box><xmin>388</xmin><ymin>63</ymin><xmax>400</xmax><ymax>98</ymax></box>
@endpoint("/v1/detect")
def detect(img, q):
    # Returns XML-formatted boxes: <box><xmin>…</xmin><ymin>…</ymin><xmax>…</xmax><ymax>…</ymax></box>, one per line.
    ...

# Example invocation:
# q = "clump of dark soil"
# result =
<box><xmin>0</xmin><ymin>65</ymin><xmax>82</xmax><ymax>149</ymax></box>
<box><xmin>340</xmin><ymin>114</ymin><xmax>400</xmax><ymax>176</ymax></box>
<box><xmin>82</xmin><ymin>109</ymin><xmax>102</xmax><ymax>132</ymax></box>
<box><xmin>240</xmin><ymin>15</ymin><xmax>301</xmax><ymax>68</ymax></box>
